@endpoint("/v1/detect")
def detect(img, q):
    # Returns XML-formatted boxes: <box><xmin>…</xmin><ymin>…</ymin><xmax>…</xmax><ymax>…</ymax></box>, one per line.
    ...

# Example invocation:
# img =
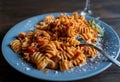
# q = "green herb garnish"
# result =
<box><xmin>88</xmin><ymin>20</ymin><xmax>104</xmax><ymax>37</ymax></box>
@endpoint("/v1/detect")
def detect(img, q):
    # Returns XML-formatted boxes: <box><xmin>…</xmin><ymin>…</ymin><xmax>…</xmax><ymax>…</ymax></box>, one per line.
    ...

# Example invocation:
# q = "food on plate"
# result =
<box><xmin>10</xmin><ymin>12</ymin><xmax>103</xmax><ymax>71</ymax></box>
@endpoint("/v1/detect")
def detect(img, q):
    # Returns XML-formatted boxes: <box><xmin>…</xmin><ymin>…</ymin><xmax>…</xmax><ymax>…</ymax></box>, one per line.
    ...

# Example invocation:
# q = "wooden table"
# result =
<box><xmin>0</xmin><ymin>0</ymin><xmax>120</xmax><ymax>82</ymax></box>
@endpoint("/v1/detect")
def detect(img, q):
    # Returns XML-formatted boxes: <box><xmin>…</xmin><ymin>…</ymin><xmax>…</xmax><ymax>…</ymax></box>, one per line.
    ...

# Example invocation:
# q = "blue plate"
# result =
<box><xmin>1</xmin><ymin>12</ymin><xmax>120</xmax><ymax>81</ymax></box>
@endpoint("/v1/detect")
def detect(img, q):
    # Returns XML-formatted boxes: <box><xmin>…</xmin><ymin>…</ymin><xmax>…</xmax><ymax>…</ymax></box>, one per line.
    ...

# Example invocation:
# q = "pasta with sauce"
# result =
<box><xmin>10</xmin><ymin>12</ymin><xmax>102</xmax><ymax>71</ymax></box>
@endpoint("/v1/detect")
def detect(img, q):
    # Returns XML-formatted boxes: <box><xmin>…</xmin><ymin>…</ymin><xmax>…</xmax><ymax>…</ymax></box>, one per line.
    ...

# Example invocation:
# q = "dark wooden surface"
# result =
<box><xmin>0</xmin><ymin>0</ymin><xmax>120</xmax><ymax>82</ymax></box>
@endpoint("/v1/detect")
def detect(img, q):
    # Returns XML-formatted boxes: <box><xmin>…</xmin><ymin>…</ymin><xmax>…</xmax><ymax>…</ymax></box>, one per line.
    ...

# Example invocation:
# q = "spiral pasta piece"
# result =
<box><xmin>10</xmin><ymin>40</ymin><xmax>21</xmax><ymax>53</ymax></box>
<box><xmin>59</xmin><ymin>60</ymin><xmax>73</xmax><ymax>71</ymax></box>
<box><xmin>45</xmin><ymin>41</ymin><xmax>58</xmax><ymax>58</ymax></box>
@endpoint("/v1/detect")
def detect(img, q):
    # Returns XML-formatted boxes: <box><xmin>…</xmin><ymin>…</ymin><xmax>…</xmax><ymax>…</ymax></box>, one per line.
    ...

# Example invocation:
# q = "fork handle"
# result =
<box><xmin>84</xmin><ymin>43</ymin><xmax>120</xmax><ymax>67</ymax></box>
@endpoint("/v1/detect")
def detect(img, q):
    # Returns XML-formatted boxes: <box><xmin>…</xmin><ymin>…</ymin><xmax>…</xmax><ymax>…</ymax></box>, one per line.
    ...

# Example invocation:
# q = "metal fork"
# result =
<box><xmin>77</xmin><ymin>37</ymin><xmax>120</xmax><ymax>67</ymax></box>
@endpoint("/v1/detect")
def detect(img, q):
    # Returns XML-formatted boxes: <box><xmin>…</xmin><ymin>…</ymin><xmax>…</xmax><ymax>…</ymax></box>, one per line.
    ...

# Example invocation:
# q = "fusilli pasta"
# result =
<box><xmin>10</xmin><ymin>12</ymin><xmax>101</xmax><ymax>71</ymax></box>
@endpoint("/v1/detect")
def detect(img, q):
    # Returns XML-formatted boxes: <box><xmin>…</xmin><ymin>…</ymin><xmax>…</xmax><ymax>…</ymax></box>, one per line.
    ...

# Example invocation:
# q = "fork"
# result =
<box><xmin>77</xmin><ymin>37</ymin><xmax>120</xmax><ymax>67</ymax></box>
